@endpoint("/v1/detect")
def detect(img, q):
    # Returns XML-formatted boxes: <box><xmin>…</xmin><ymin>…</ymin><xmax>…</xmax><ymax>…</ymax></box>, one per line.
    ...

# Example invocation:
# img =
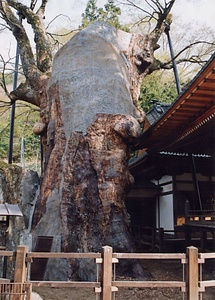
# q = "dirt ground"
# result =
<box><xmin>33</xmin><ymin>259</ymin><xmax>215</xmax><ymax>300</ymax></box>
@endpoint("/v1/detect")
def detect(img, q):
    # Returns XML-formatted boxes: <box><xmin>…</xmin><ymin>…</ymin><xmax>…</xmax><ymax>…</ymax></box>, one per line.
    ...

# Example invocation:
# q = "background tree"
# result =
<box><xmin>0</xmin><ymin>69</ymin><xmax>40</xmax><ymax>167</ymax></box>
<box><xmin>81</xmin><ymin>0</ymin><xmax>128</xmax><ymax>30</ymax></box>
<box><xmin>139</xmin><ymin>71</ymin><xmax>178</xmax><ymax>111</ymax></box>
<box><xmin>80</xmin><ymin>0</ymin><xmax>99</xmax><ymax>28</ymax></box>
<box><xmin>0</xmin><ymin>101</ymin><xmax>40</xmax><ymax>163</ymax></box>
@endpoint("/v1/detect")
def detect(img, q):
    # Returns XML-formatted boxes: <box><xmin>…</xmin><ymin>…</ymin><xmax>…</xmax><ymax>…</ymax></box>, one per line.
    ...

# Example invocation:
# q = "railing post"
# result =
<box><xmin>13</xmin><ymin>245</ymin><xmax>28</xmax><ymax>300</ymax></box>
<box><xmin>186</xmin><ymin>246</ymin><xmax>198</xmax><ymax>300</ymax></box>
<box><xmin>101</xmin><ymin>246</ymin><xmax>113</xmax><ymax>300</ymax></box>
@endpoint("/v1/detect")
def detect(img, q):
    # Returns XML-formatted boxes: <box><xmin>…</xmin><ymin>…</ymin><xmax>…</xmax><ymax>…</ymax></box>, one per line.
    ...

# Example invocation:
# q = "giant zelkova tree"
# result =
<box><xmin>0</xmin><ymin>0</ymin><xmax>177</xmax><ymax>280</ymax></box>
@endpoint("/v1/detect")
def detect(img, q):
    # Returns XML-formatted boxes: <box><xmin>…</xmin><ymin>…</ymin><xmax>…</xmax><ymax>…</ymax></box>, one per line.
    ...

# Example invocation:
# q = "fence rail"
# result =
<box><xmin>0</xmin><ymin>245</ymin><xmax>215</xmax><ymax>299</ymax></box>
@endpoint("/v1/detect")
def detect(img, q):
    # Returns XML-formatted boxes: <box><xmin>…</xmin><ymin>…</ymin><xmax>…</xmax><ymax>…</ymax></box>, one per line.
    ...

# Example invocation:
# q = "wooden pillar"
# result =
<box><xmin>185</xmin><ymin>200</ymin><xmax>190</xmax><ymax>223</ymax></box>
<box><xmin>101</xmin><ymin>246</ymin><xmax>113</xmax><ymax>300</ymax></box>
<box><xmin>186</xmin><ymin>246</ymin><xmax>199</xmax><ymax>300</ymax></box>
<box><xmin>13</xmin><ymin>245</ymin><xmax>28</xmax><ymax>300</ymax></box>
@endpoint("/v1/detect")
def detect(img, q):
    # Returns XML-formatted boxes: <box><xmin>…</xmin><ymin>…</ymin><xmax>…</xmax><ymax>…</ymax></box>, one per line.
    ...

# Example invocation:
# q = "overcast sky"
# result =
<box><xmin>43</xmin><ymin>0</ymin><xmax>215</xmax><ymax>30</ymax></box>
<box><xmin>1</xmin><ymin>0</ymin><xmax>214</xmax><ymax>59</ymax></box>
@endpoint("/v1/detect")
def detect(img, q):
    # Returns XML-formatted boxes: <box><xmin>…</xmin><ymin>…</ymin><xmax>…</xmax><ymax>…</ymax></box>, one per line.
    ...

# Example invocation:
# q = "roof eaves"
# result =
<box><xmin>0</xmin><ymin>203</ymin><xmax>23</xmax><ymax>216</ymax></box>
<box><xmin>143</xmin><ymin>52</ymin><xmax>215</xmax><ymax>136</ymax></box>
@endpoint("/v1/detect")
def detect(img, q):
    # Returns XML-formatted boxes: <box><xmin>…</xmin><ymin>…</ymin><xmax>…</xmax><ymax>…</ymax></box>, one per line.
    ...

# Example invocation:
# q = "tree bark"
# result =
<box><xmin>31</xmin><ymin>22</ymin><xmax>154</xmax><ymax>280</ymax></box>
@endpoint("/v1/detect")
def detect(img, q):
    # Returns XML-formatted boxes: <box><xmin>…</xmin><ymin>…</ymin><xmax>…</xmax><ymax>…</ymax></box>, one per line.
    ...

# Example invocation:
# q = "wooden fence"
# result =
<box><xmin>0</xmin><ymin>245</ymin><xmax>215</xmax><ymax>299</ymax></box>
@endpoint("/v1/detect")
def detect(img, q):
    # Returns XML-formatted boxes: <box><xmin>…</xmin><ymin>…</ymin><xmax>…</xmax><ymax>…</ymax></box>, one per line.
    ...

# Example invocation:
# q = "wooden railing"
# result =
<box><xmin>135</xmin><ymin>226</ymin><xmax>186</xmax><ymax>252</ymax></box>
<box><xmin>1</xmin><ymin>245</ymin><xmax>215</xmax><ymax>299</ymax></box>
<box><xmin>185</xmin><ymin>200</ymin><xmax>215</xmax><ymax>222</ymax></box>
<box><xmin>0</xmin><ymin>282</ymin><xmax>32</xmax><ymax>300</ymax></box>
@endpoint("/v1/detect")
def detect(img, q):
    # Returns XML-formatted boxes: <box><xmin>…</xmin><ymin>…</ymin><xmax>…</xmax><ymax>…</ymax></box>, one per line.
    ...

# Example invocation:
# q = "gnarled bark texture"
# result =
<box><xmin>32</xmin><ymin>22</ymin><xmax>153</xmax><ymax>280</ymax></box>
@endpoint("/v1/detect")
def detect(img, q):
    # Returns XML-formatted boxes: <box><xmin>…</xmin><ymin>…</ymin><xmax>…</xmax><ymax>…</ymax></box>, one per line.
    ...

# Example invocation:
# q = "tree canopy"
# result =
<box><xmin>80</xmin><ymin>0</ymin><xmax>128</xmax><ymax>30</ymax></box>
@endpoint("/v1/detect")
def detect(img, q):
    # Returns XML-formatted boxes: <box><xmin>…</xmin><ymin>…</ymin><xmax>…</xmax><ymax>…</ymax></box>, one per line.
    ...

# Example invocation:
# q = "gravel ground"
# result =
<box><xmin>33</xmin><ymin>259</ymin><xmax>215</xmax><ymax>299</ymax></box>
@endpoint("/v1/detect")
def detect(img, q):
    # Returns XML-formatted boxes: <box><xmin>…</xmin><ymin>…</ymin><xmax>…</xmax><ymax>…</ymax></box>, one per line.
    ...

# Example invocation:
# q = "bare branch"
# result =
<box><xmin>0</xmin><ymin>54</ymin><xmax>10</xmax><ymax>98</ymax></box>
<box><xmin>15</xmin><ymin>101</ymin><xmax>40</xmax><ymax>112</ymax></box>
<box><xmin>146</xmin><ymin>0</ymin><xmax>162</xmax><ymax>14</ymax></box>
<box><xmin>119</xmin><ymin>0</ymin><xmax>158</xmax><ymax>21</ymax></box>
<box><xmin>172</xmin><ymin>41</ymin><xmax>215</xmax><ymax>62</ymax></box>
<box><xmin>119</xmin><ymin>1</ymin><xmax>176</xmax><ymax>50</ymax></box>
<box><xmin>30</xmin><ymin>0</ymin><xmax>39</xmax><ymax>11</ymax></box>
<box><xmin>45</xmin><ymin>13</ymin><xmax>75</xmax><ymax>30</ymax></box>
<box><xmin>149</xmin><ymin>39</ymin><xmax>214</xmax><ymax>73</ymax></box>
<box><xmin>36</xmin><ymin>0</ymin><xmax>48</xmax><ymax>17</ymax></box>
<box><xmin>161</xmin><ymin>41</ymin><xmax>215</xmax><ymax>70</ymax></box>
<box><xmin>150</xmin><ymin>0</ymin><xmax>176</xmax><ymax>47</ymax></box>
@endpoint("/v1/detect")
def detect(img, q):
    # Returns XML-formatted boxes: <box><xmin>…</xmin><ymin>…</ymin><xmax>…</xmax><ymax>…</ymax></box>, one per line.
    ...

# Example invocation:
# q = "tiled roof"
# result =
<box><xmin>0</xmin><ymin>203</ymin><xmax>23</xmax><ymax>216</ymax></box>
<box><xmin>146</xmin><ymin>101</ymin><xmax>171</xmax><ymax>126</ymax></box>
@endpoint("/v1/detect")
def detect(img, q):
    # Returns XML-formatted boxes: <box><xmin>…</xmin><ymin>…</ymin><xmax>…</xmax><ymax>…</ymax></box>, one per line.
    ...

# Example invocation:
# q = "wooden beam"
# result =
<box><xmin>28</xmin><ymin>252</ymin><xmax>101</xmax><ymax>259</ymax></box>
<box><xmin>101</xmin><ymin>246</ymin><xmax>113</xmax><ymax>300</ymax></box>
<box><xmin>186</xmin><ymin>246</ymin><xmax>199</xmax><ymax>300</ymax></box>
<box><xmin>29</xmin><ymin>281</ymin><xmax>100</xmax><ymax>288</ymax></box>
<box><xmin>13</xmin><ymin>245</ymin><xmax>28</xmax><ymax>300</ymax></box>
<box><xmin>0</xmin><ymin>251</ymin><xmax>13</xmax><ymax>256</ymax></box>
<box><xmin>113</xmin><ymin>280</ymin><xmax>185</xmax><ymax>288</ymax></box>
<box><xmin>113</xmin><ymin>253</ymin><xmax>185</xmax><ymax>260</ymax></box>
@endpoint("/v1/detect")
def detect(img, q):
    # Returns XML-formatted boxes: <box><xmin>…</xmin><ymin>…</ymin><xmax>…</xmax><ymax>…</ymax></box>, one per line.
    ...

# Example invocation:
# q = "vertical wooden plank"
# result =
<box><xmin>26</xmin><ymin>283</ymin><xmax>32</xmax><ymax>300</ymax></box>
<box><xmin>14</xmin><ymin>245</ymin><xmax>28</xmax><ymax>283</ymax></box>
<box><xmin>186</xmin><ymin>246</ymin><xmax>198</xmax><ymax>300</ymax></box>
<box><xmin>13</xmin><ymin>245</ymin><xmax>28</xmax><ymax>300</ymax></box>
<box><xmin>185</xmin><ymin>200</ymin><xmax>190</xmax><ymax>223</ymax></box>
<box><xmin>101</xmin><ymin>246</ymin><xmax>113</xmax><ymax>300</ymax></box>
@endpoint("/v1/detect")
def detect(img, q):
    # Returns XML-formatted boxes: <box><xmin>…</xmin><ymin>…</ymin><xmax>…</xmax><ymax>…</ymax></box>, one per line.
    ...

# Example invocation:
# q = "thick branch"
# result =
<box><xmin>6</xmin><ymin>0</ymin><xmax>52</xmax><ymax>73</ymax></box>
<box><xmin>0</xmin><ymin>0</ymin><xmax>40</xmax><ymax>82</ymax></box>
<box><xmin>10</xmin><ymin>81</ymin><xmax>40</xmax><ymax>106</ymax></box>
<box><xmin>149</xmin><ymin>0</ymin><xmax>176</xmax><ymax>48</ymax></box>
<box><xmin>121</xmin><ymin>0</ymin><xmax>176</xmax><ymax>50</ymax></box>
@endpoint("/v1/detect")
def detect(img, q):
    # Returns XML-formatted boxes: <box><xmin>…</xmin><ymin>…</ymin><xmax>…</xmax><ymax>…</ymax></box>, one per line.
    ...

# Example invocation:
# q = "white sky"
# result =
<box><xmin>1</xmin><ymin>0</ymin><xmax>215</xmax><ymax>59</ymax></box>
<box><xmin>173</xmin><ymin>0</ymin><xmax>214</xmax><ymax>27</ymax></box>
<box><xmin>44</xmin><ymin>0</ymin><xmax>215</xmax><ymax>29</ymax></box>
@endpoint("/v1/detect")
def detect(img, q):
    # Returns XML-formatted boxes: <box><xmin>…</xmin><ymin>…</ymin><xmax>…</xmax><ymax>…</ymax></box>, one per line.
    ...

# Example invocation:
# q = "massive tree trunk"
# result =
<box><xmin>30</xmin><ymin>22</ymin><xmax>154</xmax><ymax>280</ymax></box>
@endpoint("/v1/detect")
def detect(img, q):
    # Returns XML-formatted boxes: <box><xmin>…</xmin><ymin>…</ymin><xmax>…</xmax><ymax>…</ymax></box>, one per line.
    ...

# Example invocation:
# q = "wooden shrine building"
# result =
<box><xmin>126</xmin><ymin>53</ymin><xmax>215</xmax><ymax>252</ymax></box>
